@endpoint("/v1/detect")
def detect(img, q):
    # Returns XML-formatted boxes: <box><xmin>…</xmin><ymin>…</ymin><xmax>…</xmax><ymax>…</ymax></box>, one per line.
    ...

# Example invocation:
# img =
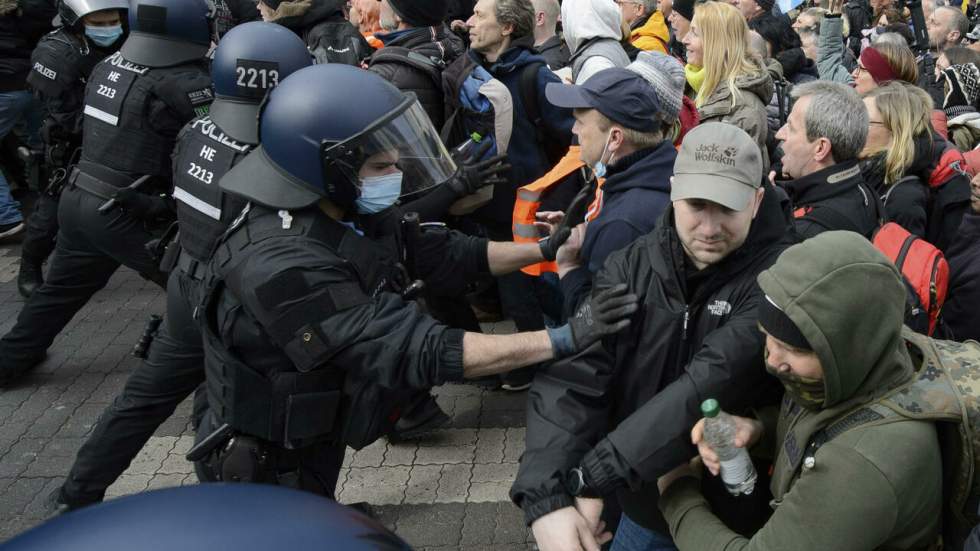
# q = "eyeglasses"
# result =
<box><xmin>869</xmin><ymin>120</ymin><xmax>886</xmax><ymax>126</ymax></box>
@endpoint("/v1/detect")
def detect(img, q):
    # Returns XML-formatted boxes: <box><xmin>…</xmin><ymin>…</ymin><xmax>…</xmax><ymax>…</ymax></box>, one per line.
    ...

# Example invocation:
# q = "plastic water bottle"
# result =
<box><xmin>701</xmin><ymin>399</ymin><xmax>757</xmax><ymax>496</ymax></box>
<box><xmin>454</xmin><ymin>132</ymin><xmax>483</xmax><ymax>156</ymax></box>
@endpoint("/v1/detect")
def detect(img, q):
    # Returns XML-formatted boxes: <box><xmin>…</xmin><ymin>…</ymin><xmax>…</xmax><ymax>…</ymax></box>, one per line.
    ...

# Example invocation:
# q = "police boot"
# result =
<box><xmin>17</xmin><ymin>258</ymin><xmax>43</xmax><ymax>298</ymax></box>
<box><xmin>389</xmin><ymin>394</ymin><xmax>450</xmax><ymax>442</ymax></box>
<box><xmin>44</xmin><ymin>485</ymin><xmax>97</xmax><ymax>518</ymax></box>
<box><xmin>0</xmin><ymin>350</ymin><xmax>46</xmax><ymax>387</ymax></box>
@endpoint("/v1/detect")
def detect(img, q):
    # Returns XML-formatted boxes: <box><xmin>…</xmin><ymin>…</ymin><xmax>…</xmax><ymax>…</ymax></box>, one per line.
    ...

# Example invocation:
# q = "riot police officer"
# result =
<box><xmin>0</xmin><ymin>0</ymin><xmax>214</xmax><ymax>385</ymax></box>
<box><xmin>17</xmin><ymin>0</ymin><xmax>129</xmax><ymax>298</ymax></box>
<box><xmin>191</xmin><ymin>64</ymin><xmax>637</xmax><ymax>497</ymax></box>
<box><xmin>50</xmin><ymin>21</ymin><xmax>313</xmax><ymax>512</ymax></box>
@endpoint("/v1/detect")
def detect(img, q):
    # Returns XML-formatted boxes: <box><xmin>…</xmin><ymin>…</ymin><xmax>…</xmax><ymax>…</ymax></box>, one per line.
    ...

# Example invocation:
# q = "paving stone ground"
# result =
<box><xmin>0</xmin><ymin>223</ymin><xmax>539</xmax><ymax>550</ymax></box>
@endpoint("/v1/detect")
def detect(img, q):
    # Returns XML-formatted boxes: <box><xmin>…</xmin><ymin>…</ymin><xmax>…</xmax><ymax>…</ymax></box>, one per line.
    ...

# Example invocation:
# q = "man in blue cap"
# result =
<box><xmin>539</xmin><ymin>52</ymin><xmax>686</xmax><ymax>318</ymax></box>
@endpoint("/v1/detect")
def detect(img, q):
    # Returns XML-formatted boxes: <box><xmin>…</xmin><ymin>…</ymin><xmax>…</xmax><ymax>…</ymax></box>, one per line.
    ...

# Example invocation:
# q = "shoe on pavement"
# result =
<box><xmin>0</xmin><ymin>221</ymin><xmax>24</xmax><ymax>240</ymax></box>
<box><xmin>389</xmin><ymin>395</ymin><xmax>450</xmax><ymax>442</ymax></box>
<box><xmin>500</xmin><ymin>368</ymin><xmax>534</xmax><ymax>392</ymax></box>
<box><xmin>44</xmin><ymin>486</ymin><xmax>98</xmax><ymax>518</ymax></box>
<box><xmin>17</xmin><ymin>259</ymin><xmax>43</xmax><ymax>298</ymax></box>
<box><xmin>0</xmin><ymin>351</ymin><xmax>47</xmax><ymax>387</ymax></box>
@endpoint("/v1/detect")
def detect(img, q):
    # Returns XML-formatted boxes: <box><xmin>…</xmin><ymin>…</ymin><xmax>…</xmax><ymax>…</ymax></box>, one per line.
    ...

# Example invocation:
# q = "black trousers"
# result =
<box><xmin>61</xmin><ymin>266</ymin><xmax>204</xmax><ymax>505</ymax></box>
<box><xmin>20</xmin><ymin>190</ymin><xmax>58</xmax><ymax>265</ymax></box>
<box><xmin>0</xmin><ymin>185</ymin><xmax>167</xmax><ymax>368</ymax></box>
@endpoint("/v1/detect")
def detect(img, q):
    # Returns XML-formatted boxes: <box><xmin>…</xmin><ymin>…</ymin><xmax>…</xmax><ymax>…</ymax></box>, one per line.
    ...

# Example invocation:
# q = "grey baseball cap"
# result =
<box><xmin>671</xmin><ymin>122</ymin><xmax>763</xmax><ymax>211</ymax></box>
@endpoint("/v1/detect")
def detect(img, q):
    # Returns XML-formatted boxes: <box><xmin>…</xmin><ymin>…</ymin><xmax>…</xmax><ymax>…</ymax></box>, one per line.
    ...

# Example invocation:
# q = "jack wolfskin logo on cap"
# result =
<box><xmin>694</xmin><ymin>143</ymin><xmax>736</xmax><ymax>167</ymax></box>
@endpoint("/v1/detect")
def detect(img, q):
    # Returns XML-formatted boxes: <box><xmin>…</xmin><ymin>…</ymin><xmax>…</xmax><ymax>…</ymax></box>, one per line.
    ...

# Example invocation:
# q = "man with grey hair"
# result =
<box><xmin>774</xmin><ymin>80</ymin><xmax>880</xmax><ymax>239</ymax></box>
<box><xmin>928</xmin><ymin>5</ymin><xmax>969</xmax><ymax>53</ymax></box>
<box><xmin>459</xmin><ymin>0</ymin><xmax>574</xmax><ymax>390</ymax></box>
<box><xmin>531</xmin><ymin>0</ymin><xmax>569</xmax><ymax>69</ymax></box>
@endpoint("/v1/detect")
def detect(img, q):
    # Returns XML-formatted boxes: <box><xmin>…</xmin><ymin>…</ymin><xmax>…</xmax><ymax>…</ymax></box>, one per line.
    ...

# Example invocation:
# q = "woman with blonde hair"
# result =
<box><xmin>860</xmin><ymin>80</ymin><xmax>968</xmax><ymax>249</ymax></box>
<box><xmin>682</xmin><ymin>1</ymin><xmax>773</xmax><ymax>165</ymax></box>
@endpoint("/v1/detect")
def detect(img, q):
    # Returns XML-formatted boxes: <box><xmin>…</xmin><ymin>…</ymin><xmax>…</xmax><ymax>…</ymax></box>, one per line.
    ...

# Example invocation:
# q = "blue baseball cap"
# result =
<box><xmin>545</xmin><ymin>68</ymin><xmax>663</xmax><ymax>133</ymax></box>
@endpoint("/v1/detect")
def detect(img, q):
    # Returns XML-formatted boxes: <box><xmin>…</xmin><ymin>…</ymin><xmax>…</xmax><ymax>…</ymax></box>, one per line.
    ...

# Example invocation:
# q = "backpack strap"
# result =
<box><xmin>520</xmin><ymin>60</ymin><xmax>566</xmax><ymax>163</ymax></box>
<box><xmin>368</xmin><ymin>46</ymin><xmax>445</xmax><ymax>88</ymax></box>
<box><xmin>520</xmin><ymin>60</ymin><xmax>546</xmax><ymax>133</ymax></box>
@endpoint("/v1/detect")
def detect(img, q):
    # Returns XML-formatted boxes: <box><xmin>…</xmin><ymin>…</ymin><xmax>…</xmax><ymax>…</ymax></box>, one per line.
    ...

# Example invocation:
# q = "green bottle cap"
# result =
<box><xmin>701</xmin><ymin>399</ymin><xmax>720</xmax><ymax>418</ymax></box>
<box><xmin>470</xmin><ymin>132</ymin><xmax>483</xmax><ymax>143</ymax></box>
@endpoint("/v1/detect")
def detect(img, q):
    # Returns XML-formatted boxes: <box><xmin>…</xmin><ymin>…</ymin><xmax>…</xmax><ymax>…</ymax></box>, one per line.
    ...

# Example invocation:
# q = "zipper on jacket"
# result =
<box><xmin>682</xmin><ymin>306</ymin><xmax>690</xmax><ymax>341</ymax></box>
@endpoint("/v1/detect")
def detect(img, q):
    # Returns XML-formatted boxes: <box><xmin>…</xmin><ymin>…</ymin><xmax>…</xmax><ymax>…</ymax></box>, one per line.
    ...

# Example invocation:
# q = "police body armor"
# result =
<box><xmin>172</xmin><ymin>116</ymin><xmax>251</xmax><ymax>263</ymax></box>
<box><xmin>28</xmin><ymin>29</ymin><xmax>105</xmax><ymax>144</ymax></box>
<box><xmin>80</xmin><ymin>51</ymin><xmax>212</xmax><ymax>189</ymax></box>
<box><xmin>201</xmin><ymin>207</ymin><xmax>410</xmax><ymax>453</ymax></box>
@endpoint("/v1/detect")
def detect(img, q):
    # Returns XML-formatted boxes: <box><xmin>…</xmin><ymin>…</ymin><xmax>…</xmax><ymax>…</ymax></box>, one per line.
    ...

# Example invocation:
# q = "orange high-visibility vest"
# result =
<box><xmin>512</xmin><ymin>146</ymin><xmax>603</xmax><ymax>276</ymax></box>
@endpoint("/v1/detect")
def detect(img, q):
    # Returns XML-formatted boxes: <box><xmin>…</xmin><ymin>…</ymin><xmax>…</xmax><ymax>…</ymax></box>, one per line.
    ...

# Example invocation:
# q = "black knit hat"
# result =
<box><xmin>674</xmin><ymin>0</ymin><xmax>696</xmax><ymax>21</ymax></box>
<box><xmin>388</xmin><ymin>0</ymin><xmax>449</xmax><ymax>27</ymax></box>
<box><xmin>758</xmin><ymin>295</ymin><xmax>812</xmax><ymax>351</ymax></box>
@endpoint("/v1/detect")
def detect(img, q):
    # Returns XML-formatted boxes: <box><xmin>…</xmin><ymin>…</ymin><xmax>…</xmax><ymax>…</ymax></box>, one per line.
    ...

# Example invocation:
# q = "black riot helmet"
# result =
<box><xmin>209</xmin><ymin>21</ymin><xmax>312</xmax><ymax>144</ymax></box>
<box><xmin>57</xmin><ymin>0</ymin><xmax>129</xmax><ymax>28</ymax></box>
<box><xmin>119</xmin><ymin>0</ymin><xmax>215</xmax><ymax>68</ymax></box>
<box><xmin>219</xmin><ymin>64</ymin><xmax>456</xmax><ymax>213</ymax></box>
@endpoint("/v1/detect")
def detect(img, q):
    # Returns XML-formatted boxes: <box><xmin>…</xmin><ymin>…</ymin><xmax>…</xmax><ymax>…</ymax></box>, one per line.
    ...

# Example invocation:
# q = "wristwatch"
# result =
<box><xmin>564</xmin><ymin>467</ymin><xmax>600</xmax><ymax>498</ymax></box>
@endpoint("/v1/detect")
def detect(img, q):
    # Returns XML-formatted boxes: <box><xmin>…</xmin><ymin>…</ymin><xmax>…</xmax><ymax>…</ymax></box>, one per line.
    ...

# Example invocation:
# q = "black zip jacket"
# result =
<box><xmin>511</xmin><ymin>185</ymin><xmax>795</xmax><ymax>530</ymax></box>
<box><xmin>780</xmin><ymin>159</ymin><xmax>880</xmax><ymax>239</ymax></box>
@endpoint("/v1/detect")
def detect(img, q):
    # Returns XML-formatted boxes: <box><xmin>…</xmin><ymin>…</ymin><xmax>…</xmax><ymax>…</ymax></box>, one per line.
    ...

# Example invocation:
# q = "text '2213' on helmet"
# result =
<box><xmin>58</xmin><ymin>0</ymin><xmax>129</xmax><ymax>28</ymax></box>
<box><xmin>119</xmin><ymin>0</ymin><xmax>215</xmax><ymax>68</ymax></box>
<box><xmin>219</xmin><ymin>64</ymin><xmax>457</xmax><ymax>212</ymax></box>
<box><xmin>209</xmin><ymin>21</ymin><xmax>312</xmax><ymax>144</ymax></box>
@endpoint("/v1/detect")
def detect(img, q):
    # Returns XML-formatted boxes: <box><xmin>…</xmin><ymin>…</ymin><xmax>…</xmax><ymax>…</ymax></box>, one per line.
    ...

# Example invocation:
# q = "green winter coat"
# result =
<box><xmin>659</xmin><ymin>231</ymin><xmax>943</xmax><ymax>551</ymax></box>
<box><xmin>697</xmin><ymin>59</ymin><xmax>774</xmax><ymax>172</ymax></box>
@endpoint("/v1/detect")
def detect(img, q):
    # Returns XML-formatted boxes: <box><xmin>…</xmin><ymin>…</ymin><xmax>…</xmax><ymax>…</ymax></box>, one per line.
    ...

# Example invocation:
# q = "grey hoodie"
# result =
<box><xmin>561</xmin><ymin>0</ymin><xmax>630</xmax><ymax>84</ymax></box>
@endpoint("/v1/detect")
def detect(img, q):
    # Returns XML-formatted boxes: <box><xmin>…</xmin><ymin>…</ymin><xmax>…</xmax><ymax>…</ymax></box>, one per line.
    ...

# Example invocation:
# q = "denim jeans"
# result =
<box><xmin>611</xmin><ymin>513</ymin><xmax>679</xmax><ymax>551</ymax></box>
<box><xmin>0</xmin><ymin>90</ymin><xmax>39</xmax><ymax>225</ymax></box>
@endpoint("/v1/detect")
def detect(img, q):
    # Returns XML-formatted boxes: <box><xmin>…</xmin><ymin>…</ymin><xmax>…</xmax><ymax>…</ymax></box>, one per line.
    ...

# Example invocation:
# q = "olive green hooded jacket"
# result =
<box><xmin>660</xmin><ymin>231</ymin><xmax>943</xmax><ymax>550</ymax></box>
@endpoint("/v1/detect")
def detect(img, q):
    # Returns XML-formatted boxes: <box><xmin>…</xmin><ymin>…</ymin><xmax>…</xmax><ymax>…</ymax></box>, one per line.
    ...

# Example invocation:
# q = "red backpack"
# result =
<box><xmin>872</xmin><ymin>222</ymin><xmax>950</xmax><ymax>336</ymax></box>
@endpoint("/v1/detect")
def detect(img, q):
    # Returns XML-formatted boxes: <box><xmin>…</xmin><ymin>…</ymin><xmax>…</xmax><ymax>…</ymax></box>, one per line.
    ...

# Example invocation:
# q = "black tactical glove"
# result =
<box><xmin>538</xmin><ymin>182</ymin><xmax>596</xmax><ymax>261</ymax></box>
<box><xmin>547</xmin><ymin>284</ymin><xmax>639</xmax><ymax>358</ymax></box>
<box><xmin>446</xmin><ymin>140</ymin><xmax>511</xmax><ymax>196</ymax></box>
<box><xmin>112</xmin><ymin>187</ymin><xmax>172</xmax><ymax>221</ymax></box>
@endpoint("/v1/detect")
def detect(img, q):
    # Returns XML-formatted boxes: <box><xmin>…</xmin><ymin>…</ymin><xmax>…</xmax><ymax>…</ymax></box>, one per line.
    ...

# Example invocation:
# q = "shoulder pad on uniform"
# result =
<box><xmin>155</xmin><ymin>71</ymin><xmax>215</xmax><ymax>121</ymax></box>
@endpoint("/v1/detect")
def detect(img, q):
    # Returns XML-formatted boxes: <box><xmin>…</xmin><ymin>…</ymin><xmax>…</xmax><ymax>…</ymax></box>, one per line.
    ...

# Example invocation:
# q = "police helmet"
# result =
<box><xmin>57</xmin><ymin>0</ymin><xmax>129</xmax><ymax>28</ymax></box>
<box><xmin>209</xmin><ymin>22</ymin><xmax>312</xmax><ymax>144</ymax></box>
<box><xmin>221</xmin><ymin>64</ymin><xmax>457</xmax><ymax>212</ymax></box>
<box><xmin>3</xmin><ymin>485</ymin><xmax>410</xmax><ymax>551</ymax></box>
<box><xmin>119</xmin><ymin>0</ymin><xmax>214</xmax><ymax>68</ymax></box>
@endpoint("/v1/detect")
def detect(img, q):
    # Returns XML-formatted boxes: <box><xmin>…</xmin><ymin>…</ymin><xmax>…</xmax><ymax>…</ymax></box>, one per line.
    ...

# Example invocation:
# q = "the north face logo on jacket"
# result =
<box><xmin>707</xmin><ymin>300</ymin><xmax>732</xmax><ymax>316</ymax></box>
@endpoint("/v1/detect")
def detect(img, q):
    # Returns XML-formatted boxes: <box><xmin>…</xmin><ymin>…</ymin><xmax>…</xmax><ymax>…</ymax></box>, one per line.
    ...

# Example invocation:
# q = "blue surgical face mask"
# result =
<box><xmin>85</xmin><ymin>24</ymin><xmax>124</xmax><ymax>47</ymax></box>
<box><xmin>355</xmin><ymin>172</ymin><xmax>403</xmax><ymax>214</ymax></box>
<box><xmin>593</xmin><ymin>130</ymin><xmax>616</xmax><ymax>179</ymax></box>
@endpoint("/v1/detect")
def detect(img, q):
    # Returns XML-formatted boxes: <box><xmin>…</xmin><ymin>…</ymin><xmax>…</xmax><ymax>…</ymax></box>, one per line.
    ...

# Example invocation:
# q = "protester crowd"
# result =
<box><xmin>1</xmin><ymin>0</ymin><xmax>980</xmax><ymax>549</ymax></box>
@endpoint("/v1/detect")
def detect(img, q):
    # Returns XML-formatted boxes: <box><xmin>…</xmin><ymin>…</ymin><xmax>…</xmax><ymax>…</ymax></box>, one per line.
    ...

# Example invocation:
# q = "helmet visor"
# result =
<box><xmin>321</xmin><ymin>97</ymin><xmax>457</xmax><ymax>200</ymax></box>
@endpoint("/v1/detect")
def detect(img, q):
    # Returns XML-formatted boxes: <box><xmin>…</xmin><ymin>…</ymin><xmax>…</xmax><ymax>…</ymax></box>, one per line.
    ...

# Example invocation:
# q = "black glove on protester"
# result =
<box><xmin>447</xmin><ymin>139</ymin><xmax>510</xmax><ymax>196</ymax></box>
<box><xmin>547</xmin><ymin>284</ymin><xmax>639</xmax><ymax>357</ymax></box>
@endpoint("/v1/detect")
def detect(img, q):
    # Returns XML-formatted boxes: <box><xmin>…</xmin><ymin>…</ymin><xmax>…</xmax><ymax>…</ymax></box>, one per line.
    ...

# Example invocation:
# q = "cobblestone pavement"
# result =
<box><xmin>0</xmin><ymin>230</ymin><xmax>538</xmax><ymax>550</ymax></box>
